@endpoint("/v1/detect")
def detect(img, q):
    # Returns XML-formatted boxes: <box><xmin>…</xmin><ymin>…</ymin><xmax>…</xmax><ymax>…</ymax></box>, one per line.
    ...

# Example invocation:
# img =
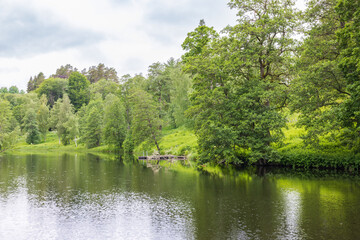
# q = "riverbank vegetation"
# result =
<box><xmin>1</xmin><ymin>0</ymin><xmax>360</xmax><ymax>170</ymax></box>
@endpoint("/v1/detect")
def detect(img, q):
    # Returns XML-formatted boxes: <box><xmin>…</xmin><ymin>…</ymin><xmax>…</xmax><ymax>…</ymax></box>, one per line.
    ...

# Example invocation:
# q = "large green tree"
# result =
<box><xmin>120</xmin><ymin>74</ymin><xmax>147</xmax><ymax>129</ymax></box>
<box><xmin>36</xmin><ymin>95</ymin><xmax>50</xmax><ymax>141</ymax></box>
<box><xmin>103</xmin><ymin>94</ymin><xmax>126</xmax><ymax>151</ymax></box>
<box><xmin>183</xmin><ymin>0</ymin><xmax>299</xmax><ymax>164</ymax></box>
<box><xmin>67</xmin><ymin>72</ymin><xmax>90</xmax><ymax>111</ymax></box>
<box><xmin>36</xmin><ymin>78</ymin><xmax>68</xmax><ymax>107</ymax></box>
<box><xmin>146</xmin><ymin>62</ymin><xmax>171</xmax><ymax>130</ymax></box>
<box><xmin>290</xmin><ymin>0</ymin><xmax>346</xmax><ymax>146</ymax></box>
<box><xmin>0</xmin><ymin>99</ymin><xmax>20</xmax><ymax>151</ymax></box>
<box><xmin>51</xmin><ymin>94</ymin><xmax>78</xmax><ymax>145</ymax></box>
<box><xmin>168</xmin><ymin>62</ymin><xmax>192</xmax><ymax>127</ymax></box>
<box><xmin>81</xmin><ymin>95</ymin><xmax>104</xmax><ymax>148</ymax></box>
<box><xmin>90</xmin><ymin>79</ymin><xmax>121</xmax><ymax>99</ymax></box>
<box><xmin>130</xmin><ymin>89</ymin><xmax>162</xmax><ymax>152</ymax></box>
<box><xmin>23</xmin><ymin>108</ymin><xmax>41</xmax><ymax>144</ymax></box>
<box><xmin>336</xmin><ymin>0</ymin><xmax>360</xmax><ymax>151</ymax></box>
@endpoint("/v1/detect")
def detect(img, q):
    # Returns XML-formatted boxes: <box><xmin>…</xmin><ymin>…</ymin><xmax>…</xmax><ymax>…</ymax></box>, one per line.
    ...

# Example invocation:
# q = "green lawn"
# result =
<box><xmin>8</xmin><ymin>131</ymin><xmax>113</xmax><ymax>154</ymax></box>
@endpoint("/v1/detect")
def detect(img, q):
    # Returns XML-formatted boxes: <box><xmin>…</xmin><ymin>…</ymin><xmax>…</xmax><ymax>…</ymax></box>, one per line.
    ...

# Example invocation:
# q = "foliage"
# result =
<box><xmin>121</xmin><ymin>74</ymin><xmax>147</xmax><ymax>128</ymax></box>
<box><xmin>1</xmin><ymin>0</ymin><xmax>360</xmax><ymax>170</ymax></box>
<box><xmin>84</xmin><ymin>63</ymin><xmax>119</xmax><ymax>83</ymax></box>
<box><xmin>0</xmin><ymin>87</ymin><xmax>8</xmax><ymax>94</ymax></box>
<box><xmin>130</xmin><ymin>89</ymin><xmax>162</xmax><ymax>152</ymax></box>
<box><xmin>277</xmin><ymin>148</ymin><xmax>360</xmax><ymax>170</ymax></box>
<box><xmin>336</xmin><ymin>0</ymin><xmax>360</xmax><ymax>152</ymax></box>
<box><xmin>67</xmin><ymin>72</ymin><xmax>90</xmax><ymax>111</ymax></box>
<box><xmin>37</xmin><ymin>95</ymin><xmax>50</xmax><ymax>140</ymax></box>
<box><xmin>146</xmin><ymin>62</ymin><xmax>171</xmax><ymax>129</ymax></box>
<box><xmin>8</xmin><ymin>86</ymin><xmax>19</xmax><ymax>94</ymax></box>
<box><xmin>23</xmin><ymin>108</ymin><xmax>41</xmax><ymax>144</ymax></box>
<box><xmin>103</xmin><ymin>94</ymin><xmax>126</xmax><ymax>151</ymax></box>
<box><xmin>0</xmin><ymin>99</ymin><xmax>20</xmax><ymax>151</ymax></box>
<box><xmin>36</xmin><ymin>78</ymin><xmax>68</xmax><ymax>107</ymax></box>
<box><xmin>51</xmin><ymin>64</ymin><xmax>77</xmax><ymax>79</ymax></box>
<box><xmin>27</xmin><ymin>72</ymin><xmax>45</xmax><ymax>92</ymax></box>
<box><xmin>123</xmin><ymin>130</ymin><xmax>135</xmax><ymax>161</ymax></box>
<box><xmin>182</xmin><ymin>0</ymin><xmax>298</xmax><ymax>164</ymax></box>
<box><xmin>168</xmin><ymin>64</ymin><xmax>192</xmax><ymax>127</ymax></box>
<box><xmin>81</xmin><ymin>95</ymin><xmax>104</xmax><ymax>148</ymax></box>
<box><xmin>90</xmin><ymin>79</ymin><xmax>121</xmax><ymax>99</ymax></box>
<box><xmin>51</xmin><ymin>94</ymin><xmax>78</xmax><ymax>145</ymax></box>
<box><xmin>290</xmin><ymin>0</ymin><xmax>346</xmax><ymax>146</ymax></box>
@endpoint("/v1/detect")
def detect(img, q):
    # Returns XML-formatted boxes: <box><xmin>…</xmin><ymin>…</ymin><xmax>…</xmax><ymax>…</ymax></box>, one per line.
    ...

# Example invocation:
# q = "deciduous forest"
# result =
<box><xmin>1</xmin><ymin>0</ymin><xmax>360</xmax><ymax>169</ymax></box>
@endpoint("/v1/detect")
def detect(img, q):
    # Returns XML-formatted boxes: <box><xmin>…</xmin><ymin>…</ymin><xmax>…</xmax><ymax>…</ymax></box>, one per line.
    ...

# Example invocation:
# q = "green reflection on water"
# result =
<box><xmin>0</xmin><ymin>153</ymin><xmax>359</xmax><ymax>240</ymax></box>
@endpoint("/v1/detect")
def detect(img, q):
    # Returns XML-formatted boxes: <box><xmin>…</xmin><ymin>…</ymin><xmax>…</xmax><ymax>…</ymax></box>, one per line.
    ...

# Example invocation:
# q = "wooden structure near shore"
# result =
<box><xmin>138</xmin><ymin>155</ymin><xmax>187</xmax><ymax>161</ymax></box>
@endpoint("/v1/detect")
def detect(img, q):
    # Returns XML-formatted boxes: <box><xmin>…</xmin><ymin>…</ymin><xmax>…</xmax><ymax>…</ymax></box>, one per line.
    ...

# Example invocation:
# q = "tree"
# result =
<box><xmin>120</xmin><ymin>74</ymin><xmax>147</xmax><ymax>129</ymax></box>
<box><xmin>0</xmin><ymin>99</ymin><xmax>20</xmax><ymax>151</ymax></box>
<box><xmin>36</xmin><ymin>78</ymin><xmax>68</xmax><ymax>107</ymax></box>
<box><xmin>67</xmin><ymin>72</ymin><xmax>90</xmax><ymax>111</ymax></box>
<box><xmin>90</xmin><ymin>79</ymin><xmax>121</xmax><ymax>99</ymax></box>
<box><xmin>37</xmin><ymin>95</ymin><xmax>50</xmax><ymax>141</ymax></box>
<box><xmin>130</xmin><ymin>89</ymin><xmax>162</xmax><ymax>152</ymax></box>
<box><xmin>81</xmin><ymin>95</ymin><xmax>104</xmax><ymax>148</ymax></box>
<box><xmin>27</xmin><ymin>72</ymin><xmax>45</xmax><ymax>92</ymax></box>
<box><xmin>27</xmin><ymin>77</ymin><xmax>34</xmax><ymax>93</ymax></box>
<box><xmin>123</xmin><ymin>129</ymin><xmax>135</xmax><ymax>161</ymax></box>
<box><xmin>290</xmin><ymin>0</ymin><xmax>346</xmax><ymax>146</ymax></box>
<box><xmin>182</xmin><ymin>0</ymin><xmax>299</xmax><ymax>164</ymax></box>
<box><xmin>64</xmin><ymin>114</ymin><xmax>79</xmax><ymax>147</ymax></box>
<box><xmin>8</xmin><ymin>86</ymin><xmax>19</xmax><ymax>94</ymax></box>
<box><xmin>146</xmin><ymin>62</ymin><xmax>170</xmax><ymax>130</ymax></box>
<box><xmin>23</xmin><ymin>108</ymin><xmax>41</xmax><ymax>144</ymax></box>
<box><xmin>168</xmin><ymin>63</ymin><xmax>192</xmax><ymax>127</ymax></box>
<box><xmin>182</xmin><ymin>19</ymin><xmax>218</xmax><ymax>61</ymax></box>
<box><xmin>84</xmin><ymin>63</ymin><xmax>119</xmax><ymax>83</ymax></box>
<box><xmin>6</xmin><ymin>93</ymin><xmax>39</xmax><ymax>130</ymax></box>
<box><xmin>103</xmin><ymin>94</ymin><xmax>126</xmax><ymax>150</ymax></box>
<box><xmin>52</xmin><ymin>64</ymin><xmax>77</xmax><ymax>79</ymax></box>
<box><xmin>51</xmin><ymin>94</ymin><xmax>78</xmax><ymax>145</ymax></box>
<box><xmin>336</xmin><ymin>0</ymin><xmax>360</xmax><ymax>151</ymax></box>
<box><xmin>0</xmin><ymin>87</ymin><xmax>8</xmax><ymax>94</ymax></box>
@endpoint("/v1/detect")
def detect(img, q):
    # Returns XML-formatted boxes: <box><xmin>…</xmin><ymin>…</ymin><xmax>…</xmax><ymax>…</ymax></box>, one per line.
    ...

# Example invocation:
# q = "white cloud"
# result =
<box><xmin>0</xmin><ymin>0</ymin><xmax>304</xmax><ymax>91</ymax></box>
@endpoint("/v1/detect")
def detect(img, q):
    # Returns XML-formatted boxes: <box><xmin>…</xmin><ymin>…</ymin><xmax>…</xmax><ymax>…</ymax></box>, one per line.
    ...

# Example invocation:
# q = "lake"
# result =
<box><xmin>0</xmin><ymin>153</ymin><xmax>359</xmax><ymax>239</ymax></box>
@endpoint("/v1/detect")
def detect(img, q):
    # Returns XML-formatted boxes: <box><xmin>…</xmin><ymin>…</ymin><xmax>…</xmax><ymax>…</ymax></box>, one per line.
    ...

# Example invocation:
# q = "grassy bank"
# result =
<box><xmin>274</xmin><ymin>123</ymin><xmax>360</xmax><ymax>170</ymax></box>
<box><xmin>136</xmin><ymin>123</ymin><xmax>360</xmax><ymax>171</ymax></box>
<box><xmin>6</xmin><ymin>123</ymin><xmax>360</xmax><ymax>171</ymax></box>
<box><xmin>134</xmin><ymin>126</ymin><xmax>198</xmax><ymax>160</ymax></box>
<box><xmin>7</xmin><ymin>131</ymin><xmax>114</xmax><ymax>155</ymax></box>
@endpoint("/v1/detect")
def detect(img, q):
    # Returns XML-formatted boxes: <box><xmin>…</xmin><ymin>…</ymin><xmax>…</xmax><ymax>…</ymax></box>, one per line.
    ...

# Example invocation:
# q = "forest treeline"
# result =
<box><xmin>1</xmin><ymin>0</ymin><xmax>359</xmax><ymax>167</ymax></box>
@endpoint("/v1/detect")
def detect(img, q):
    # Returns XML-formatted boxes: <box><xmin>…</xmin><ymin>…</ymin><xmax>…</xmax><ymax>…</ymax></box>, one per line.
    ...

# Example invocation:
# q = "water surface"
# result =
<box><xmin>0</xmin><ymin>153</ymin><xmax>359</xmax><ymax>239</ymax></box>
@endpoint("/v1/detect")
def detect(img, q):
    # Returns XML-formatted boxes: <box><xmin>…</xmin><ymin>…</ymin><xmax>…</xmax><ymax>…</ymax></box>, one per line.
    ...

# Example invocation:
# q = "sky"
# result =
<box><xmin>0</xmin><ymin>0</ymin><xmax>306</xmax><ymax>91</ymax></box>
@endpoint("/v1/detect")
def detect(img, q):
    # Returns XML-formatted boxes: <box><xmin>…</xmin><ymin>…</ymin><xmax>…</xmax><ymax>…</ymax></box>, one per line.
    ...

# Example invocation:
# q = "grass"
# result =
<box><xmin>134</xmin><ymin>125</ymin><xmax>198</xmax><ymax>160</ymax></box>
<box><xmin>7</xmin><ymin>131</ymin><xmax>114</xmax><ymax>155</ymax></box>
<box><xmin>274</xmin><ymin>117</ymin><xmax>360</xmax><ymax>170</ymax></box>
<box><xmin>6</xmin><ymin>118</ymin><xmax>360</xmax><ymax>170</ymax></box>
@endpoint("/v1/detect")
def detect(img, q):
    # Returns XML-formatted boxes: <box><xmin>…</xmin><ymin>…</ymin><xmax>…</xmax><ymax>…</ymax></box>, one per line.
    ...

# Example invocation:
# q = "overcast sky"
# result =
<box><xmin>0</xmin><ymin>0</ymin><xmax>305</xmax><ymax>91</ymax></box>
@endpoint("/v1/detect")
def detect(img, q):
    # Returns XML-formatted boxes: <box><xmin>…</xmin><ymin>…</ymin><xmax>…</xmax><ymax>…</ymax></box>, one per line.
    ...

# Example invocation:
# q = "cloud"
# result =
<box><xmin>0</xmin><ymin>0</ymin><xmax>240</xmax><ymax>91</ymax></box>
<box><xmin>0</xmin><ymin>4</ymin><xmax>103</xmax><ymax>58</ymax></box>
<box><xmin>142</xmin><ymin>0</ymin><xmax>237</xmax><ymax>46</ymax></box>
